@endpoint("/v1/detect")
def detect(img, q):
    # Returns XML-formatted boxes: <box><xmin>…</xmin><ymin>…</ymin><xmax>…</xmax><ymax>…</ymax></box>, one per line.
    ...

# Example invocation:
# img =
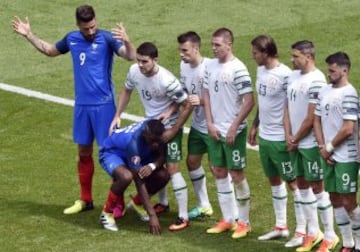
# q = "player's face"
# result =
<box><xmin>78</xmin><ymin>19</ymin><xmax>97</xmax><ymax>41</ymax></box>
<box><xmin>136</xmin><ymin>54</ymin><xmax>157</xmax><ymax>76</ymax></box>
<box><xmin>178</xmin><ymin>41</ymin><xmax>198</xmax><ymax>64</ymax></box>
<box><xmin>327</xmin><ymin>63</ymin><xmax>346</xmax><ymax>84</ymax></box>
<box><xmin>251</xmin><ymin>46</ymin><xmax>266</xmax><ymax>66</ymax></box>
<box><xmin>211</xmin><ymin>36</ymin><xmax>231</xmax><ymax>62</ymax></box>
<box><xmin>290</xmin><ymin>49</ymin><xmax>308</xmax><ymax>70</ymax></box>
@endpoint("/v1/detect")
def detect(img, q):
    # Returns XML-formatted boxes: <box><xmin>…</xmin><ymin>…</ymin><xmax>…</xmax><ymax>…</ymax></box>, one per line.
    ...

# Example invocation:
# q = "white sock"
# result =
<box><xmin>171</xmin><ymin>172</ymin><xmax>188</xmax><ymax>220</ymax></box>
<box><xmin>216</xmin><ymin>176</ymin><xmax>236</xmax><ymax>223</ymax></box>
<box><xmin>157</xmin><ymin>187</ymin><xmax>168</xmax><ymax>206</ymax></box>
<box><xmin>233</xmin><ymin>178</ymin><xmax>250</xmax><ymax>225</ymax></box>
<box><xmin>315</xmin><ymin>191</ymin><xmax>336</xmax><ymax>240</ymax></box>
<box><xmin>292</xmin><ymin>188</ymin><xmax>306</xmax><ymax>234</ymax></box>
<box><xmin>334</xmin><ymin>207</ymin><xmax>354</xmax><ymax>248</ymax></box>
<box><xmin>349</xmin><ymin>206</ymin><xmax>360</xmax><ymax>249</ymax></box>
<box><xmin>189</xmin><ymin>166</ymin><xmax>211</xmax><ymax>208</ymax></box>
<box><xmin>272</xmin><ymin>182</ymin><xmax>287</xmax><ymax>228</ymax></box>
<box><xmin>300</xmin><ymin>188</ymin><xmax>320</xmax><ymax>236</ymax></box>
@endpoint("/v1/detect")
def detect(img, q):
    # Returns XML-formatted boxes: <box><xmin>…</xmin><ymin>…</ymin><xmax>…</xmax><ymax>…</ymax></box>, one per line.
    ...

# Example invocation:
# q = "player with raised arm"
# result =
<box><xmin>12</xmin><ymin>5</ymin><xmax>136</xmax><ymax>215</ymax></box>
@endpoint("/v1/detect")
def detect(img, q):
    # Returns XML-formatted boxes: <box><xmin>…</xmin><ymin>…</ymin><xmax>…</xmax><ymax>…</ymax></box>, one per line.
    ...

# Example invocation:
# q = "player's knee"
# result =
<box><xmin>113</xmin><ymin>167</ymin><xmax>133</xmax><ymax>184</ymax></box>
<box><xmin>186</xmin><ymin>156</ymin><xmax>201</xmax><ymax>170</ymax></box>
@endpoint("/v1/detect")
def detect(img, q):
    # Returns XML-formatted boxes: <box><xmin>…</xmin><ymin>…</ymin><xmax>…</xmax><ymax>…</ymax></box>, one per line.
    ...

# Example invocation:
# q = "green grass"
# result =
<box><xmin>1</xmin><ymin>0</ymin><xmax>360</xmax><ymax>251</ymax></box>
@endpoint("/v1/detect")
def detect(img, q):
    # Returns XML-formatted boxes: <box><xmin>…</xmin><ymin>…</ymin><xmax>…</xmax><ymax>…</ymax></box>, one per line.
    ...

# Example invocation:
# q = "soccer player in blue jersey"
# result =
<box><xmin>99</xmin><ymin>119</ymin><xmax>170</xmax><ymax>234</ymax></box>
<box><xmin>12</xmin><ymin>5</ymin><xmax>136</xmax><ymax>215</ymax></box>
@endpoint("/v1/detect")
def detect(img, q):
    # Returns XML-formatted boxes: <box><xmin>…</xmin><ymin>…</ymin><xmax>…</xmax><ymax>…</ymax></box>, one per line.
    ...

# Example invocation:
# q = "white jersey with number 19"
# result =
<box><xmin>125</xmin><ymin>64</ymin><xmax>188</xmax><ymax>128</ymax></box>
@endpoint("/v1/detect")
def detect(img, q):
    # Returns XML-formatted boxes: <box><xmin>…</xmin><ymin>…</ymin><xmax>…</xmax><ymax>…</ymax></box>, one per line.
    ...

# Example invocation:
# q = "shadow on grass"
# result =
<box><xmin>0</xmin><ymin>197</ymin><xmax>294</xmax><ymax>251</ymax></box>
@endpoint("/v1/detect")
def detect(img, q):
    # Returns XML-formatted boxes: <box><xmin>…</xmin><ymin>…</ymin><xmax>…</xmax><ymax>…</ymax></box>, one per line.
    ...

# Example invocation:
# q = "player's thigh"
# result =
<box><xmin>187</xmin><ymin>127</ymin><xmax>208</xmax><ymax>155</ymax></box>
<box><xmin>299</xmin><ymin>147</ymin><xmax>323</xmax><ymax>181</ymax></box>
<box><xmin>207</xmin><ymin>137</ymin><xmax>226</xmax><ymax>168</ymax></box>
<box><xmin>259</xmin><ymin>138</ymin><xmax>295</xmax><ymax>181</ymax></box>
<box><xmin>73</xmin><ymin>105</ymin><xmax>93</xmax><ymax>145</ymax></box>
<box><xmin>91</xmin><ymin>103</ymin><xmax>116</xmax><ymax>146</ymax></box>
<box><xmin>167</xmin><ymin>129</ymin><xmax>183</xmax><ymax>162</ymax></box>
<box><xmin>332</xmin><ymin>162</ymin><xmax>358</xmax><ymax>193</ymax></box>
<box><xmin>187</xmin><ymin>128</ymin><xmax>208</xmax><ymax>168</ymax></box>
<box><xmin>99</xmin><ymin>150</ymin><xmax>126</xmax><ymax>177</ymax></box>
<box><xmin>224</xmin><ymin>129</ymin><xmax>247</xmax><ymax>170</ymax></box>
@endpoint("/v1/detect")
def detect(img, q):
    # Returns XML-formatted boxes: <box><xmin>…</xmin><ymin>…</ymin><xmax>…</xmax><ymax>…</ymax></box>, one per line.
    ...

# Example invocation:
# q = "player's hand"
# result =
<box><xmin>138</xmin><ymin>165</ymin><xmax>152</xmax><ymax>179</ymax></box>
<box><xmin>108</xmin><ymin>116</ymin><xmax>121</xmax><ymax>135</ymax></box>
<box><xmin>188</xmin><ymin>94</ymin><xmax>201</xmax><ymax>106</ymax></box>
<box><xmin>149</xmin><ymin>215</ymin><xmax>161</xmax><ymax>235</ymax></box>
<box><xmin>12</xmin><ymin>16</ymin><xmax>31</xmax><ymax>37</ymax></box>
<box><xmin>326</xmin><ymin>156</ymin><xmax>335</xmax><ymax>165</ymax></box>
<box><xmin>285</xmin><ymin>135</ymin><xmax>297</xmax><ymax>151</ymax></box>
<box><xmin>157</xmin><ymin>111</ymin><xmax>171</xmax><ymax>124</ymax></box>
<box><xmin>111</xmin><ymin>22</ymin><xmax>130</xmax><ymax>43</ymax></box>
<box><xmin>226</xmin><ymin>125</ymin><xmax>237</xmax><ymax>146</ymax></box>
<box><xmin>247</xmin><ymin>126</ymin><xmax>257</xmax><ymax>146</ymax></box>
<box><xmin>208</xmin><ymin>124</ymin><xmax>220</xmax><ymax>141</ymax></box>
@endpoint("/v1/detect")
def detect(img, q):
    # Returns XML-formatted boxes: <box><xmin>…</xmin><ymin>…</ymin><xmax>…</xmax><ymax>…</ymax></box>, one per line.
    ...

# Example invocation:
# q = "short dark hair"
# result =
<box><xmin>251</xmin><ymin>35</ymin><xmax>278</xmax><ymax>58</ymax></box>
<box><xmin>143</xmin><ymin>119</ymin><xmax>165</xmax><ymax>143</ymax></box>
<box><xmin>137</xmin><ymin>42</ymin><xmax>158</xmax><ymax>59</ymax></box>
<box><xmin>212</xmin><ymin>27</ymin><xmax>234</xmax><ymax>44</ymax></box>
<box><xmin>291</xmin><ymin>40</ymin><xmax>315</xmax><ymax>58</ymax></box>
<box><xmin>75</xmin><ymin>5</ymin><xmax>95</xmax><ymax>23</ymax></box>
<box><xmin>325</xmin><ymin>51</ymin><xmax>351</xmax><ymax>70</ymax></box>
<box><xmin>177</xmin><ymin>31</ymin><xmax>201</xmax><ymax>47</ymax></box>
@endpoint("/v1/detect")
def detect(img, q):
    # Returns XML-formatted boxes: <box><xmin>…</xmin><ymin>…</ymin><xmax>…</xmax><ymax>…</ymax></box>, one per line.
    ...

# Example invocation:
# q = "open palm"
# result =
<box><xmin>12</xmin><ymin>16</ymin><xmax>31</xmax><ymax>36</ymax></box>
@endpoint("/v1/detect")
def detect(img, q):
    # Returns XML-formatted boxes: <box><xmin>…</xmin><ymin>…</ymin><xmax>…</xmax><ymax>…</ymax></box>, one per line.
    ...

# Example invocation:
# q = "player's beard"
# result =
<box><xmin>84</xmin><ymin>34</ymin><xmax>96</xmax><ymax>41</ymax></box>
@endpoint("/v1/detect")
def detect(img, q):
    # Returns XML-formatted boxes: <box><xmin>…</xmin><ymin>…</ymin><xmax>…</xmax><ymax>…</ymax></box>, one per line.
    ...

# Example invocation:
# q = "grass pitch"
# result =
<box><xmin>1</xmin><ymin>0</ymin><xmax>360</xmax><ymax>251</ymax></box>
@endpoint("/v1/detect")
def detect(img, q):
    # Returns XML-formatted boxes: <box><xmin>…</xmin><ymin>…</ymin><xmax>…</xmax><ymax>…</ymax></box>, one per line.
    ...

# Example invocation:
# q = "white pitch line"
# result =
<box><xmin>0</xmin><ymin>82</ymin><xmax>259</xmax><ymax>151</ymax></box>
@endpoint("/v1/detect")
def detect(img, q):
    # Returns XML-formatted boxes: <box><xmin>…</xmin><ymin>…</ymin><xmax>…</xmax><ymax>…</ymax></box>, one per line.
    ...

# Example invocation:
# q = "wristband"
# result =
<box><xmin>148</xmin><ymin>163</ymin><xmax>156</xmax><ymax>171</ymax></box>
<box><xmin>325</xmin><ymin>142</ymin><xmax>334</xmax><ymax>153</ymax></box>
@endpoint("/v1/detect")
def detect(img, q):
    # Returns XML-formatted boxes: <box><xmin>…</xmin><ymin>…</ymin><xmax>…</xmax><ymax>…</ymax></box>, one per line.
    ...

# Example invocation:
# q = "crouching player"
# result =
<box><xmin>99</xmin><ymin>119</ymin><xmax>170</xmax><ymax>234</ymax></box>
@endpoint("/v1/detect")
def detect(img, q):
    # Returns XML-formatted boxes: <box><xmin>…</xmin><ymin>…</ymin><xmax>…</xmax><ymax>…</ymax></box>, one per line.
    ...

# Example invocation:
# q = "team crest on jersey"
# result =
<box><xmin>131</xmin><ymin>156</ymin><xmax>141</xmax><ymax>165</ymax></box>
<box><xmin>220</xmin><ymin>72</ymin><xmax>231</xmax><ymax>85</ymax></box>
<box><xmin>91</xmin><ymin>43</ymin><xmax>98</xmax><ymax>51</ymax></box>
<box><xmin>268</xmin><ymin>78</ymin><xmax>279</xmax><ymax>93</ymax></box>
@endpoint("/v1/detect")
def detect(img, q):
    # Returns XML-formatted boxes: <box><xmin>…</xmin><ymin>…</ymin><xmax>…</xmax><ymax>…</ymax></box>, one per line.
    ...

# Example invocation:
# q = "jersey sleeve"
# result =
<box><xmin>125</xmin><ymin>64</ymin><xmax>137</xmax><ymax>90</ymax></box>
<box><xmin>167</xmin><ymin>78</ymin><xmax>188</xmax><ymax>104</ymax></box>
<box><xmin>102</xmin><ymin>30</ymin><xmax>123</xmax><ymax>54</ymax></box>
<box><xmin>55</xmin><ymin>34</ymin><xmax>70</xmax><ymax>54</ymax></box>
<box><xmin>342</xmin><ymin>89</ymin><xmax>359</xmax><ymax>121</ymax></box>
<box><xmin>235</xmin><ymin>68</ymin><xmax>252</xmax><ymax>96</ymax></box>
<box><xmin>314</xmin><ymin>87</ymin><xmax>324</xmax><ymax>117</ymax></box>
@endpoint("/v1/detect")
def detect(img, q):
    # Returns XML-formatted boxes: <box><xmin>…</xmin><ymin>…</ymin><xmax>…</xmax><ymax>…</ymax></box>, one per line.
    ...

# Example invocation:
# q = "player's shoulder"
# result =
<box><xmin>288</xmin><ymin>69</ymin><xmax>301</xmax><ymax>79</ymax></box>
<box><xmin>343</xmin><ymin>83</ymin><xmax>358</xmax><ymax>95</ymax></box>
<box><xmin>277</xmin><ymin>63</ymin><xmax>292</xmax><ymax>73</ymax></box>
<box><xmin>313</xmin><ymin>68</ymin><xmax>326</xmax><ymax>78</ymax></box>
<box><xmin>64</xmin><ymin>30</ymin><xmax>82</xmax><ymax>40</ymax></box>
<box><xmin>158</xmin><ymin>65</ymin><xmax>177</xmax><ymax>79</ymax></box>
